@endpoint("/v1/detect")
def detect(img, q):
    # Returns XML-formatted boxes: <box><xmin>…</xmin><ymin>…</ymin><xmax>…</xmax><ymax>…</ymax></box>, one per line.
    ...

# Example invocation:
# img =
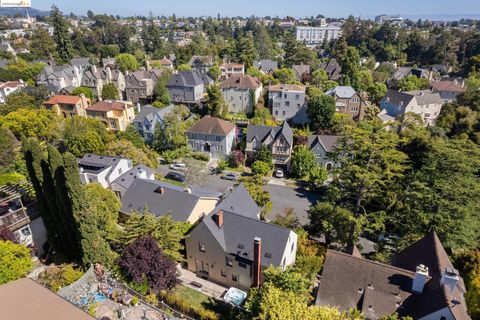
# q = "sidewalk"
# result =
<box><xmin>177</xmin><ymin>266</ymin><xmax>229</xmax><ymax>300</ymax></box>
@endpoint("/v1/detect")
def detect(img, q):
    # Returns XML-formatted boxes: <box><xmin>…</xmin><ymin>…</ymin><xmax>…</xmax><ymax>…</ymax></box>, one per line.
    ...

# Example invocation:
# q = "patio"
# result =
<box><xmin>177</xmin><ymin>266</ymin><xmax>229</xmax><ymax>300</ymax></box>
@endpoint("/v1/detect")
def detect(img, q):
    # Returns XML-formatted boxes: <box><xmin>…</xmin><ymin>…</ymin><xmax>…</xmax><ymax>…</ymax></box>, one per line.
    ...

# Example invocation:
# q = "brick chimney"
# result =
<box><xmin>412</xmin><ymin>264</ymin><xmax>429</xmax><ymax>294</ymax></box>
<box><xmin>215</xmin><ymin>210</ymin><xmax>223</xmax><ymax>228</ymax></box>
<box><xmin>253</xmin><ymin>237</ymin><xmax>262</xmax><ymax>288</ymax></box>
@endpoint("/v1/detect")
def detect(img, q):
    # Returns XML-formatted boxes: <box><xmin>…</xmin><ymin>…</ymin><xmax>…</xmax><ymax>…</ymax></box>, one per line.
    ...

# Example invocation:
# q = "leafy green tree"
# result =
<box><xmin>0</xmin><ymin>127</ymin><xmax>17</xmax><ymax>168</ymax></box>
<box><xmin>115</xmin><ymin>53</ymin><xmax>139</xmax><ymax>73</ymax></box>
<box><xmin>205</xmin><ymin>84</ymin><xmax>228</xmax><ymax>118</ymax></box>
<box><xmin>254</xmin><ymin>144</ymin><xmax>272</xmax><ymax>165</ymax></box>
<box><xmin>294</xmin><ymin>229</ymin><xmax>325</xmax><ymax>280</ymax></box>
<box><xmin>0</xmin><ymin>92</ymin><xmax>35</xmax><ymax>116</ymax></box>
<box><xmin>208</xmin><ymin>65</ymin><xmax>221</xmax><ymax>82</ymax></box>
<box><xmin>154</xmin><ymin>70</ymin><xmax>172</xmax><ymax>106</ymax></box>
<box><xmin>62</xmin><ymin>117</ymin><xmax>109</xmax><ymax>157</ymax></box>
<box><xmin>251</xmin><ymin>160</ymin><xmax>271</xmax><ymax>176</ymax></box>
<box><xmin>263</xmin><ymin>266</ymin><xmax>311</xmax><ymax>297</ymax></box>
<box><xmin>152</xmin><ymin>105</ymin><xmax>191</xmax><ymax>151</ymax></box>
<box><xmin>84</xmin><ymin>184</ymin><xmax>120</xmax><ymax>238</ymax></box>
<box><xmin>241</xmin><ymin>175</ymin><xmax>272</xmax><ymax>219</ymax></box>
<box><xmin>307</xmin><ymin>93</ymin><xmax>336</xmax><ymax>131</ymax></box>
<box><xmin>283</xmin><ymin>35</ymin><xmax>317</xmax><ymax>68</ymax></box>
<box><xmin>177</xmin><ymin>64</ymin><xmax>192</xmax><ymax>71</ymax></box>
<box><xmin>237</xmin><ymin>34</ymin><xmax>257</xmax><ymax>68</ymax></box>
<box><xmin>0</xmin><ymin>241</ymin><xmax>33</xmax><ymax>285</ymax></box>
<box><xmin>99</xmin><ymin>44</ymin><xmax>120</xmax><ymax>59</ymax></box>
<box><xmin>397</xmin><ymin>75</ymin><xmax>430</xmax><ymax>91</ymax></box>
<box><xmin>72</xmin><ymin>87</ymin><xmax>94</xmax><ymax>100</ymax></box>
<box><xmin>272</xmin><ymin>208</ymin><xmax>300</xmax><ymax>229</ymax></box>
<box><xmin>106</xmin><ymin>139</ymin><xmax>157</xmax><ymax>168</ymax></box>
<box><xmin>334</xmin><ymin>39</ymin><xmax>361</xmax><ymax>88</ymax></box>
<box><xmin>39</xmin><ymin>264</ymin><xmax>84</xmax><ymax>292</ymax></box>
<box><xmin>114</xmin><ymin>210</ymin><xmax>187</xmax><ymax>262</ymax></box>
<box><xmin>30</xmin><ymin>27</ymin><xmax>56</xmax><ymax>60</ymax></box>
<box><xmin>101</xmin><ymin>83</ymin><xmax>119</xmax><ymax>100</ymax></box>
<box><xmin>117</xmin><ymin>124</ymin><xmax>145</xmax><ymax>148</ymax></box>
<box><xmin>51</xmin><ymin>6</ymin><xmax>73</xmax><ymax>62</ymax></box>
<box><xmin>273</xmin><ymin>68</ymin><xmax>297</xmax><ymax>84</ymax></box>
<box><xmin>367</xmin><ymin>82</ymin><xmax>387</xmax><ymax>104</ymax></box>
<box><xmin>290</xmin><ymin>145</ymin><xmax>316</xmax><ymax>179</ymax></box>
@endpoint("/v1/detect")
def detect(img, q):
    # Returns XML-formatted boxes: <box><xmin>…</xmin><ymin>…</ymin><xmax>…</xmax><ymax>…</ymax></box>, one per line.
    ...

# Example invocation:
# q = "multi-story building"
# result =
<box><xmin>167</xmin><ymin>70</ymin><xmax>213</xmax><ymax>106</ymax></box>
<box><xmin>326</xmin><ymin>86</ymin><xmax>369</xmax><ymax>121</ymax></box>
<box><xmin>43</xmin><ymin>94</ymin><xmax>91</xmax><ymax>118</ymax></box>
<box><xmin>78</xmin><ymin>153</ymin><xmax>133</xmax><ymax>188</ymax></box>
<box><xmin>0</xmin><ymin>185</ymin><xmax>33</xmax><ymax>247</ymax></box>
<box><xmin>36</xmin><ymin>65</ymin><xmax>83</xmax><ymax>94</ymax></box>
<box><xmin>132</xmin><ymin>104</ymin><xmax>175</xmax><ymax>142</ymax></box>
<box><xmin>296</xmin><ymin>25</ymin><xmax>342</xmax><ymax>46</ymax></box>
<box><xmin>85</xmin><ymin>100</ymin><xmax>135</xmax><ymax>131</ymax></box>
<box><xmin>124</xmin><ymin>69</ymin><xmax>163</xmax><ymax>104</ymax></box>
<box><xmin>267</xmin><ymin>84</ymin><xmax>307</xmax><ymax>123</ymax></box>
<box><xmin>0</xmin><ymin>80</ymin><xmax>25</xmax><ymax>103</ymax></box>
<box><xmin>220</xmin><ymin>74</ymin><xmax>262</xmax><ymax>114</ymax></box>
<box><xmin>220</xmin><ymin>62</ymin><xmax>245</xmax><ymax>80</ymax></box>
<box><xmin>81</xmin><ymin>65</ymin><xmax>125</xmax><ymax>100</ymax></box>
<box><xmin>307</xmin><ymin>135</ymin><xmax>341</xmax><ymax>170</ymax></box>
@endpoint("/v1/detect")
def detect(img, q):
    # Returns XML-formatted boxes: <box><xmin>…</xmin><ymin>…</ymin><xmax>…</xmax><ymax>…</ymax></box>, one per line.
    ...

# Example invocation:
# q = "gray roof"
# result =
<box><xmin>246</xmin><ymin>121</ymin><xmax>293</xmax><ymax>146</ymax></box>
<box><xmin>133</xmin><ymin>104</ymin><xmax>174</xmax><ymax>124</ymax></box>
<box><xmin>253</xmin><ymin>59</ymin><xmax>278</xmax><ymax>73</ymax></box>
<box><xmin>308</xmin><ymin>135</ymin><xmax>340</xmax><ymax>152</ymax></box>
<box><xmin>216</xmin><ymin>183</ymin><xmax>261</xmax><ymax>219</ymax></box>
<box><xmin>120</xmin><ymin>179</ymin><xmax>216</xmax><ymax>222</ymax></box>
<box><xmin>78</xmin><ymin>154</ymin><xmax>129</xmax><ymax>179</ymax></box>
<box><xmin>70</xmin><ymin>57</ymin><xmax>90</xmax><ymax>67</ymax></box>
<box><xmin>111</xmin><ymin>164</ymin><xmax>154</xmax><ymax>190</ymax></box>
<box><xmin>201</xmin><ymin>209</ymin><xmax>293</xmax><ymax>267</ymax></box>
<box><xmin>326</xmin><ymin>86</ymin><xmax>357</xmax><ymax>99</ymax></box>
<box><xmin>382</xmin><ymin>89</ymin><xmax>443</xmax><ymax>107</ymax></box>
<box><xmin>167</xmin><ymin>70</ymin><xmax>212</xmax><ymax>87</ymax></box>
<box><xmin>292</xmin><ymin>64</ymin><xmax>310</xmax><ymax>80</ymax></box>
<box><xmin>125</xmin><ymin>69</ymin><xmax>163</xmax><ymax>87</ymax></box>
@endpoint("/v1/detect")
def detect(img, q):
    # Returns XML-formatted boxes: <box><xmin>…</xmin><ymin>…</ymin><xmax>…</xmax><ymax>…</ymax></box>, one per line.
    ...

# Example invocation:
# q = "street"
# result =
<box><xmin>157</xmin><ymin>165</ymin><xmax>319</xmax><ymax>225</ymax></box>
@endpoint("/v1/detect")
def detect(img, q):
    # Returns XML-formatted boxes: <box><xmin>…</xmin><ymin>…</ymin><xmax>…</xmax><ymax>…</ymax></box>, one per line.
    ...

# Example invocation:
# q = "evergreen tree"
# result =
<box><xmin>307</xmin><ymin>94</ymin><xmax>336</xmax><ymax>131</ymax></box>
<box><xmin>101</xmin><ymin>83</ymin><xmax>119</xmax><ymax>100</ymax></box>
<box><xmin>205</xmin><ymin>84</ymin><xmax>228</xmax><ymax>118</ymax></box>
<box><xmin>30</xmin><ymin>27</ymin><xmax>56</xmax><ymax>60</ymax></box>
<box><xmin>51</xmin><ymin>6</ymin><xmax>74</xmax><ymax>62</ymax></box>
<box><xmin>237</xmin><ymin>34</ymin><xmax>257</xmax><ymax>68</ymax></box>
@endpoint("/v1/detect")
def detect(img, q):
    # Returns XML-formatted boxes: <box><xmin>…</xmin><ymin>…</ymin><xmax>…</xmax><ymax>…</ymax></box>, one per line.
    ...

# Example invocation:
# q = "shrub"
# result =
<box><xmin>145</xmin><ymin>293</ymin><xmax>158</xmax><ymax>306</ymax></box>
<box><xmin>0</xmin><ymin>240</ymin><xmax>33</xmax><ymax>285</ymax></box>
<box><xmin>217</xmin><ymin>160</ymin><xmax>227</xmax><ymax>173</ymax></box>
<box><xmin>190</xmin><ymin>152</ymin><xmax>210</xmax><ymax>162</ymax></box>
<box><xmin>39</xmin><ymin>264</ymin><xmax>84</xmax><ymax>292</ymax></box>
<box><xmin>161</xmin><ymin>146</ymin><xmax>190</xmax><ymax>164</ymax></box>
<box><xmin>227</xmin><ymin>150</ymin><xmax>245</xmax><ymax>168</ymax></box>
<box><xmin>131</xmin><ymin>296</ymin><xmax>139</xmax><ymax>306</ymax></box>
<box><xmin>251</xmin><ymin>161</ymin><xmax>271</xmax><ymax>176</ymax></box>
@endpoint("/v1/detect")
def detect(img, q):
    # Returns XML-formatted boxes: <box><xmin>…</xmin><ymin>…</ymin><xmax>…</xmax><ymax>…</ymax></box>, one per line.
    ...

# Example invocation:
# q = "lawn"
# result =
<box><xmin>171</xmin><ymin>285</ymin><xmax>232</xmax><ymax>319</ymax></box>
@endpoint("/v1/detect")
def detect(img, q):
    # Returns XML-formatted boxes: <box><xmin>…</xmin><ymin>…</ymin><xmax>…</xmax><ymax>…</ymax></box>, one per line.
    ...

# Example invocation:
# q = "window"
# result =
<box><xmin>295</xmin><ymin>94</ymin><xmax>300</xmax><ymax>100</ymax></box>
<box><xmin>291</xmin><ymin>242</ymin><xmax>295</xmax><ymax>252</ymax></box>
<box><xmin>232</xmin><ymin>274</ymin><xmax>238</xmax><ymax>282</ymax></box>
<box><xmin>297</xmin><ymin>104</ymin><xmax>301</xmax><ymax>108</ymax></box>
<box><xmin>221</xmin><ymin>269</ymin><xmax>226</xmax><ymax>277</ymax></box>
<box><xmin>226</xmin><ymin>257</ymin><xmax>233</xmax><ymax>267</ymax></box>
<box><xmin>275</xmin><ymin>110</ymin><xmax>278</xmax><ymax>115</ymax></box>
<box><xmin>239</xmin><ymin>262</ymin><xmax>247</xmax><ymax>268</ymax></box>
<box><xmin>285</xmin><ymin>101</ymin><xmax>290</xmax><ymax>107</ymax></box>
<box><xmin>20</xmin><ymin>227</ymin><xmax>31</xmax><ymax>237</ymax></box>
<box><xmin>282</xmin><ymin>111</ymin><xmax>286</xmax><ymax>116</ymax></box>
<box><xmin>198</xmin><ymin>242</ymin><xmax>206</xmax><ymax>252</ymax></box>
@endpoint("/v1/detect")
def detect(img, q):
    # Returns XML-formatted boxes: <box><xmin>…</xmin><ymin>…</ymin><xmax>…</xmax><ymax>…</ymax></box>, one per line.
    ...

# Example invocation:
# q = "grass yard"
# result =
<box><xmin>171</xmin><ymin>285</ymin><xmax>232</xmax><ymax>319</ymax></box>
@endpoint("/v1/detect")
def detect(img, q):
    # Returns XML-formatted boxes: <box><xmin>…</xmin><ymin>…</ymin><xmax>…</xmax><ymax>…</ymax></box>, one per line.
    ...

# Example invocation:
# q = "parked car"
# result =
<box><xmin>165</xmin><ymin>171</ymin><xmax>186</xmax><ymax>183</ymax></box>
<box><xmin>169</xmin><ymin>163</ymin><xmax>186</xmax><ymax>171</ymax></box>
<box><xmin>221</xmin><ymin>173</ymin><xmax>238</xmax><ymax>181</ymax></box>
<box><xmin>274</xmin><ymin>169</ymin><xmax>284</xmax><ymax>178</ymax></box>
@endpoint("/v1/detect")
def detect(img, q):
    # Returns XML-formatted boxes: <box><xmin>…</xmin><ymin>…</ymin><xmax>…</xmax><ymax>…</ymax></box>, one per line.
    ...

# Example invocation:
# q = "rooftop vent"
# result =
<box><xmin>264</xmin><ymin>253</ymin><xmax>272</xmax><ymax>259</ymax></box>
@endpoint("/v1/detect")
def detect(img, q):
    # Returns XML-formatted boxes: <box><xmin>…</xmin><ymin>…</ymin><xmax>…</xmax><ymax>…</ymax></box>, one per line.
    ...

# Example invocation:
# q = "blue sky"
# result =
<box><xmin>31</xmin><ymin>0</ymin><xmax>480</xmax><ymax>18</ymax></box>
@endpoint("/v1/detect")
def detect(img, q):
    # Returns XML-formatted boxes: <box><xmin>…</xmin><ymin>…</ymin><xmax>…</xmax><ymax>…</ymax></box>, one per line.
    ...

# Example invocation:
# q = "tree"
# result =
<box><xmin>263</xmin><ymin>266</ymin><xmax>311</xmax><ymax>297</ymax></box>
<box><xmin>273</xmin><ymin>68</ymin><xmax>297</xmax><ymax>84</ymax></box>
<box><xmin>62</xmin><ymin>116</ymin><xmax>110</xmax><ymax>157</ymax></box>
<box><xmin>0</xmin><ymin>227</ymin><xmax>18</xmax><ymax>243</ymax></box>
<box><xmin>0</xmin><ymin>241</ymin><xmax>32</xmax><ymax>285</ymax></box>
<box><xmin>334</xmin><ymin>40</ymin><xmax>361</xmax><ymax>88</ymax></box>
<box><xmin>367</xmin><ymin>82</ymin><xmax>387</xmax><ymax>104</ymax></box>
<box><xmin>101</xmin><ymin>83</ymin><xmax>119</xmax><ymax>100</ymax></box>
<box><xmin>118</xmin><ymin>236</ymin><xmax>179</xmax><ymax>291</ymax></box>
<box><xmin>153</xmin><ymin>70</ymin><xmax>172</xmax><ymax>106</ymax></box>
<box><xmin>290</xmin><ymin>145</ymin><xmax>316</xmax><ymax>179</ymax></box>
<box><xmin>152</xmin><ymin>105</ymin><xmax>192</xmax><ymax>151</ymax></box>
<box><xmin>237</xmin><ymin>34</ymin><xmax>257</xmax><ymax>68</ymax></box>
<box><xmin>205</xmin><ymin>84</ymin><xmax>228</xmax><ymax>118</ymax></box>
<box><xmin>251</xmin><ymin>160</ymin><xmax>271</xmax><ymax>176</ymax></box>
<box><xmin>294</xmin><ymin>229</ymin><xmax>325</xmax><ymax>280</ymax></box>
<box><xmin>51</xmin><ymin>6</ymin><xmax>73</xmax><ymax>62</ymax></box>
<box><xmin>273</xmin><ymin>208</ymin><xmax>300</xmax><ymax>229</ymax></box>
<box><xmin>114</xmin><ymin>210</ymin><xmax>187</xmax><ymax>262</ymax></box>
<box><xmin>208</xmin><ymin>65</ymin><xmax>221</xmax><ymax>82</ymax></box>
<box><xmin>39</xmin><ymin>264</ymin><xmax>84</xmax><ymax>292</ymax></box>
<box><xmin>115</xmin><ymin>53</ymin><xmax>139</xmax><ymax>73</ymax></box>
<box><xmin>0</xmin><ymin>108</ymin><xmax>60</xmax><ymax>141</ymax></box>
<box><xmin>84</xmin><ymin>184</ymin><xmax>120</xmax><ymax>238</ymax></box>
<box><xmin>397</xmin><ymin>75</ymin><xmax>430</xmax><ymax>91</ymax></box>
<box><xmin>0</xmin><ymin>127</ymin><xmax>17</xmax><ymax>168</ymax></box>
<box><xmin>72</xmin><ymin>86</ymin><xmax>94</xmax><ymax>100</ymax></box>
<box><xmin>241</xmin><ymin>175</ymin><xmax>272</xmax><ymax>218</ymax></box>
<box><xmin>87</xmin><ymin>10</ymin><xmax>95</xmax><ymax>20</ymax></box>
<box><xmin>307</xmin><ymin>94</ymin><xmax>336</xmax><ymax>131</ymax></box>
<box><xmin>227</xmin><ymin>150</ymin><xmax>245</xmax><ymax>168</ymax></box>
<box><xmin>0</xmin><ymin>91</ymin><xmax>35</xmax><ymax>116</ymax></box>
<box><xmin>30</xmin><ymin>27</ymin><xmax>56</xmax><ymax>60</ymax></box>
<box><xmin>177</xmin><ymin>64</ymin><xmax>192</xmax><ymax>71</ymax></box>
<box><xmin>453</xmin><ymin>250</ymin><xmax>480</xmax><ymax>319</ymax></box>
<box><xmin>106</xmin><ymin>139</ymin><xmax>157</xmax><ymax>168</ymax></box>
<box><xmin>254</xmin><ymin>145</ymin><xmax>272</xmax><ymax>165</ymax></box>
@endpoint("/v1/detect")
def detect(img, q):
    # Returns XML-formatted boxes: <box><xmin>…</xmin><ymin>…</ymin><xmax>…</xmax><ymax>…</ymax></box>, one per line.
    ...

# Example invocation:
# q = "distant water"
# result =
<box><xmin>364</xmin><ymin>14</ymin><xmax>480</xmax><ymax>21</ymax></box>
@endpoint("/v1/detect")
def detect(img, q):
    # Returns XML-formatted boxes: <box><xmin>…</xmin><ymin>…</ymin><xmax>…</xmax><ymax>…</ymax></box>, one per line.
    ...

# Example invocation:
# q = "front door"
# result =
<box><xmin>195</xmin><ymin>260</ymin><xmax>209</xmax><ymax>276</ymax></box>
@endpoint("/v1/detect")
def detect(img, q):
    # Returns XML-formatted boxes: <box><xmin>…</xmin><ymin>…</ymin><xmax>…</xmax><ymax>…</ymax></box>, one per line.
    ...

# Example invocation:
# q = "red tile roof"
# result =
<box><xmin>187</xmin><ymin>116</ymin><xmax>236</xmax><ymax>135</ymax></box>
<box><xmin>44</xmin><ymin>95</ymin><xmax>81</xmax><ymax>105</ymax></box>
<box><xmin>87</xmin><ymin>101</ymin><xmax>130</xmax><ymax>112</ymax></box>
<box><xmin>431</xmin><ymin>81</ymin><xmax>465</xmax><ymax>93</ymax></box>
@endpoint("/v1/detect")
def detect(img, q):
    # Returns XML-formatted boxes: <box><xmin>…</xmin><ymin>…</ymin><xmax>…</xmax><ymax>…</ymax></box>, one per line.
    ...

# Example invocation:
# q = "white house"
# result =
<box><xmin>296</xmin><ymin>25</ymin><xmax>342</xmax><ymax>46</ymax></box>
<box><xmin>0</xmin><ymin>80</ymin><xmax>25</xmax><ymax>103</ymax></box>
<box><xmin>78</xmin><ymin>154</ymin><xmax>132</xmax><ymax>188</ymax></box>
<box><xmin>220</xmin><ymin>74</ymin><xmax>262</xmax><ymax>114</ymax></box>
<box><xmin>267</xmin><ymin>84</ymin><xmax>308</xmax><ymax>123</ymax></box>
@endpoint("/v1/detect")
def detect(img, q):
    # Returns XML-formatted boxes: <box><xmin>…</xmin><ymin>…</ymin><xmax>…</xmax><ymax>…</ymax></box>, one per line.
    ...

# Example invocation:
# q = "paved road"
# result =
<box><xmin>157</xmin><ymin>165</ymin><xmax>319</xmax><ymax>225</ymax></box>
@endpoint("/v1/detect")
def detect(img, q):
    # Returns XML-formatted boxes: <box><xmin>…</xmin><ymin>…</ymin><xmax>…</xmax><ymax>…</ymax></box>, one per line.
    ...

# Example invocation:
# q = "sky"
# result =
<box><xmin>30</xmin><ymin>0</ymin><xmax>480</xmax><ymax>19</ymax></box>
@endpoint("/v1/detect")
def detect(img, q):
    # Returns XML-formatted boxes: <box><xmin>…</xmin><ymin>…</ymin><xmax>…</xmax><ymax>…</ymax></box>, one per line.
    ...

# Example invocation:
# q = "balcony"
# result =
<box><xmin>0</xmin><ymin>208</ymin><xmax>29</xmax><ymax>230</ymax></box>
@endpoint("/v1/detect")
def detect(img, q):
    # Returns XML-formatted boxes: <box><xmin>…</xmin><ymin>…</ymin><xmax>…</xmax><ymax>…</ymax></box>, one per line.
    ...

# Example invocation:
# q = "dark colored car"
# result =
<box><xmin>165</xmin><ymin>171</ymin><xmax>186</xmax><ymax>183</ymax></box>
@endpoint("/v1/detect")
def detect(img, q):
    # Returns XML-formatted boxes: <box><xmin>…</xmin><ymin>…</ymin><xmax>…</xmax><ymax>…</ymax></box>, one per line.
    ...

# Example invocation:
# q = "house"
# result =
<box><xmin>267</xmin><ymin>84</ymin><xmax>308</xmax><ymax>123</ymax></box>
<box><xmin>119</xmin><ymin>179</ymin><xmax>219</xmax><ymax>224</ymax></box>
<box><xmin>188</xmin><ymin>55</ymin><xmax>214</xmax><ymax>72</ymax></box>
<box><xmin>321</xmin><ymin>58</ymin><xmax>342</xmax><ymax>81</ymax></box>
<box><xmin>43</xmin><ymin>94</ymin><xmax>91</xmax><ymax>118</ymax></box>
<box><xmin>307</xmin><ymin>135</ymin><xmax>340</xmax><ymax>170</ymax></box>
<box><xmin>316</xmin><ymin>231</ymin><xmax>470</xmax><ymax>320</ymax></box>
<box><xmin>124</xmin><ymin>69</ymin><xmax>163</xmax><ymax>104</ymax></box>
<box><xmin>0</xmin><ymin>278</ymin><xmax>95</xmax><ymax>320</ymax></box>
<box><xmin>380</xmin><ymin>90</ymin><xmax>444</xmax><ymax>126</ymax></box>
<box><xmin>186</xmin><ymin>116</ymin><xmax>236</xmax><ymax>160</ymax></box>
<box><xmin>132</xmin><ymin>104</ymin><xmax>174</xmax><ymax>142</ymax></box>
<box><xmin>102</xmin><ymin>57</ymin><xmax>116</xmax><ymax>68</ymax></box>
<box><xmin>78</xmin><ymin>154</ymin><xmax>133</xmax><ymax>188</ymax></box>
<box><xmin>292</xmin><ymin>64</ymin><xmax>311</xmax><ymax>82</ymax></box>
<box><xmin>296</xmin><ymin>25</ymin><xmax>342</xmax><ymax>46</ymax></box>
<box><xmin>246</xmin><ymin>121</ymin><xmax>293</xmax><ymax>169</ymax></box>
<box><xmin>431</xmin><ymin>81</ymin><xmax>465</xmax><ymax>103</ymax></box>
<box><xmin>36</xmin><ymin>65</ymin><xmax>82</xmax><ymax>94</ymax></box>
<box><xmin>220</xmin><ymin>62</ymin><xmax>245</xmax><ymax>80</ymax></box>
<box><xmin>0</xmin><ymin>80</ymin><xmax>25</xmax><ymax>103</ymax></box>
<box><xmin>185</xmin><ymin>208</ymin><xmax>298</xmax><ymax>290</ymax></box>
<box><xmin>110</xmin><ymin>164</ymin><xmax>155</xmax><ymax>198</ymax></box>
<box><xmin>70</xmin><ymin>57</ymin><xmax>91</xmax><ymax>73</ymax></box>
<box><xmin>220</xmin><ymin>74</ymin><xmax>262</xmax><ymax>114</ymax></box>
<box><xmin>326</xmin><ymin>86</ymin><xmax>369</xmax><ymax>121</ymax></box>
<box><xmin>158</xmin><ymin>56</ymin><xmax>174</xmax><ymax>69</ymax></box>
<box><xmin>216</xmin><ymin>183</ymin><xmax>261</xmax><ymax>220</ymax></box>
<box><xmin>387</xmin><ymin>67</ymin><xmax>432</xmax><ymax>89</ymax></box>
<box><xmin>0</xmin><ymin>185</ymin><xmax>33</xmax><ymax>247</ymax></box>
<box><xmin>167</xmin><ymin>70</ymin><xmax>213</xmax><ymax>106</ymax></box>
<box><xmin>253</xmin><ymin>59</ymin><xmax>278</xmax><ymax>74</ymax></box>
<box><xmin>85</xmin><ymin>100</ymin><xmax>135</xmax><ymax>131</ymax></box>
<box><xmin>81</xmin><ymin>66</ymin><xmax>125</xmax><ymax>100</ymax></box>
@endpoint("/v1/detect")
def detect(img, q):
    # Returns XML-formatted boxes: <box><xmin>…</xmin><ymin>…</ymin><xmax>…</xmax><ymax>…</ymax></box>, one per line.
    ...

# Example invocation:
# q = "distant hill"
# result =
<box><xmin>0</xmin><ymin>7</ymin><xmax>49</xmax><ymax>17</ymax></box>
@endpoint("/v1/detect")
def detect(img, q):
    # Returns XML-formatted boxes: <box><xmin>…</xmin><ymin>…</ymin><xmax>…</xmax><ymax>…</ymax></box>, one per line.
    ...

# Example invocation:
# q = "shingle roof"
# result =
<box><xmin>326</xmin><ymin>86</ymin><xmax>357</xmax><ymax>99</ymax></box>
<box><xmin>44</xmin><ymin>95</ymin><xmax>81</xmax><ymax>105</ymax></box>
<box><xmin>87</xmin><ymin>101</ymin><xmax>130</xmax><ymax>112</ymax></box>
<box><xmin>292</xmin><ymin>64</ymin><xmax>310</xmax><ymax>80</ymax></box>
<box><xmin>78</xmin><ymin>153</ymin><xmax>127</xmax><ymax>168</ymax></box>
<box><xmin>119</xmin><ymin>179</ymin><xmax>207</xmax><ymax>222</ymax></box>
<box><xmin>216</xmin><ymin>183</ymin><xmax>261</xmax><ymax>219</ymax></box>
<box><xmin>111</xmin><ymin>164</ymin><xmax>155</xmax><ymax>190</ymax></box>
<box><xmin>0</xmin><ymin>278</ymin><xmax>95</xmax><ymax>320</ymax></box>
<box><xmin>307</xmin><ymin>135</ymin><xmax>340</xmax><ymax>152</ymax></box>
<box><xmin>220</xmin><ymin>74</ymin><xmax>261</xmax><ymax>90</ymax></box>
<box><xmin>186</xmin><ymin>116</ymin><xmax>236</xmax><ymax>136</ymax></box>
<box><xmin>316</xmin><ymin>250</ymin><xmax>416</xmax><ymax>319</ymax></box>
<box><xmin>0</xmin><ymin>80</ymin><xmax>24</xmax><ymax>89</ymax></box>
<box><xmin>202</xmin><ymin>209</ymin><xmax>293</xmax><ymax>266</ymax></box>
<box><xmin>70</xmin><ymin>57</ymin><xmax>90</xmax><ymax>66</ymax></box>
<box><xmin>431</xmin><ymin>81</ymin><xmax>465</xmax><ymax>93</ymax></box>
<box><xmin>167</xmin><ymin>70</ymin><xmax>211</xmax><ymax>87</ymax></box>
<box><xmin>246</xmin><ymin>121</ymin><xmax>293</xmax><ymax>146</ymax></box>
<box><xmin>133</xmin><ymin>104</ymin><xmax>174</xmax><ymax>124</ymax></box>
<box><xmin>253</xmin><ymin>59</ymin><xmax>278</xmax><ymax>73</ymax></box>
<box><xmin>406</xmin><ymin>90</ymin><xmax>444</xmax><ymax>105</ymax></box>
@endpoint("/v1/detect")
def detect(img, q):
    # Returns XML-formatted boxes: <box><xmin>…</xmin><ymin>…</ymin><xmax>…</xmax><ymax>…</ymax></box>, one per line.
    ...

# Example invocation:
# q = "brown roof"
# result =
<box><xmin>267</xmin><ymin>83</ymin><xmax>306</xmax><ymax>92</ymax></box>
<box><xmin>87</xmin><ymin>101</ymin><xmax>130</xmax><ymax>112</ymax></box>
<box><xmin>159</xmin><ymin>57</ymin><xmax>173</xmax><ymax>65</ymax></box>
<box><xmin>0</xmin><ymin>278</ymin><xmax>95</xmax><ymax>320</ymax></box>
<box><xmin>0</xmin><ymin>80</ymin><xmax>23</xmax><ymax>89</ymax></box>
<box><xmin>220</xmin><ymin>74</ymin><xmax>261</xmax><ymax>90</ymax></box>
<box><xmin>221</xmin><ymin>62</ymin><xmax>244</xmax><ymax>68</ymax></box>
<box><xmin>44</xmin><ymin>95</ymin><xmax>81</xmax><ymax>105</ymax></box>
<box><xmin>431</xmin><ymin>81</ymin><xmax>466</xmax><ymax>93</ymax></box>
<box><xmin>187</xmin><ymin>116</ymin><xmax>236</xmax><ymax>135</ymax></box>
<box><xmin>316</xmin><ymin>250</ymin><xmax>416</xmax><ymax>319</ymax></box>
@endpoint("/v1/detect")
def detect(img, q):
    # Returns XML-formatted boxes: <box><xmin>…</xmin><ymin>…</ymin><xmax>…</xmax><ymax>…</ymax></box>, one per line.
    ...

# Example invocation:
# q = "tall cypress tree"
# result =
<box><xmin>51</xmin><ymin>5</ymin><xmax>73</xmax><ymax>62</ymax></box>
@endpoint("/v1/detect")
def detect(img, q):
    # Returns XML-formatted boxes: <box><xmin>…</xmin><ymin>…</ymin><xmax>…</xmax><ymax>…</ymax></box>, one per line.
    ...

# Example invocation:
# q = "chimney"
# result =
<box><xmin>106</xmin><ymin>67</ymin><xmax>113</xmax><ymax>82</ymax></box>
<box><xmin>441</xmin><ymin>267</ymin><xmax>459</xmax><ymax>298</ymax></box>
<box><xmin>91</xmin><ymin>65</ymin><xmax>97</xmax><ymax>74</ymax></box>
<box><xmin>412</xmin><ymin>264</ymin><xmax>429</xmax><ymax>294</ymax></box>
<box><xmin>253</xmin><ymin>237</ymin><xmax>262</xmax><ymax>288</ymax></box>
<box><xmin>215</xmin><ymin>210</ymin><xmax>223</xmax><ymax>228</ymax></box>
<box><xmin>184</xmin><ymin>187</ymin><xmax>192</xmax><ymax>194</ymax></box>
<box><xmin>145</xmin><ymin>60</ymin><xmax>151</xmax><ymax>71</ymax></box>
